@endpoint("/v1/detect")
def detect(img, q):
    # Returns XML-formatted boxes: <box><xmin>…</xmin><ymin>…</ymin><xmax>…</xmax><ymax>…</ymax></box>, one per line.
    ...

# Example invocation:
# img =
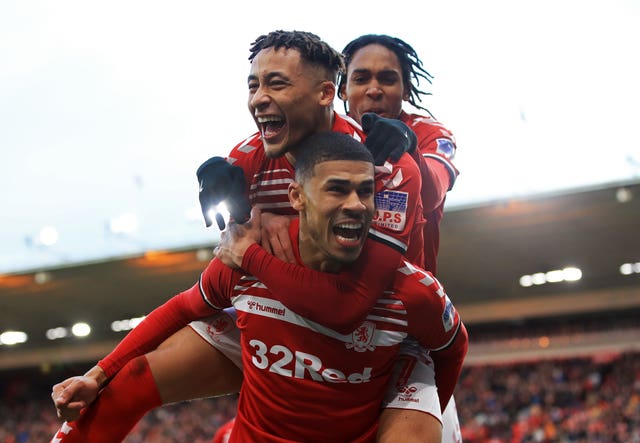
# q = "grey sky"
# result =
<box><xmin>1</xmin><ymin>0</ymin><xmax>639</xmax><ymax>273</ymax></box>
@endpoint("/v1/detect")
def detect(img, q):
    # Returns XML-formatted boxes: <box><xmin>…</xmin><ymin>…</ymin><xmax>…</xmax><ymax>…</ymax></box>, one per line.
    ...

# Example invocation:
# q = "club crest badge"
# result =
<box><xmin>345</xmin><ymin>321</ymin><xmax>376</xmax><ymax>352</ymax></box>
<box><xmin>206</xmin><ymin>312</ymin><xmax>233</xmax><ymax>340</ymax></box>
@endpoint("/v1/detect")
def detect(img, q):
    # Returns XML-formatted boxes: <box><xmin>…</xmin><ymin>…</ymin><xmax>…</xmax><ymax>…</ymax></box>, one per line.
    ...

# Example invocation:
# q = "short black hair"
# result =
<box><xmin>294</xmin><ymin>132</ymin><xmax>374</xmax><ymax>183</ymax></box>
<box><xmin>339</xmin><ymin>34</ymin><xmax>434</xmax><ymax>116</ymax></box>
<box><xmin>249</xmin><ymin>30</ymin><xmax>345</xmax><ymax>82</ymax></box>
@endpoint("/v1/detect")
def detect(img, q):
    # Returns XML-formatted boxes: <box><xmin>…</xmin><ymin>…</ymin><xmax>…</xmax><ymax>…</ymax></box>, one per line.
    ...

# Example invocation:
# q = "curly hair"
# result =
<box><xmin>249</xmin><ymin>30</ymin><xmax>345</xmax><ymax>82</ymax></box>
<box><xmin>339</xmin><ymin>34</ymin><xmax>434</xmax><ymax>115</ymax></box>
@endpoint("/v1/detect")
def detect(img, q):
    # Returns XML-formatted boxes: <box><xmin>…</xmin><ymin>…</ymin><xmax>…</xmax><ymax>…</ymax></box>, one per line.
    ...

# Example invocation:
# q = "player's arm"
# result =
<box><xmin>51</xmin><ymin>260</ymin><xmax>238</xmax><ymax>421</ymax></box>
<box><xmin>404</xmin><ymin>265</ymin><xmax>468</xmax><ymax>411</ymax></box>
<box><xmin>97</xmin><ymin>258</ymin><xmax>235</xmax><ymax>378</ymax></box>
<box><xmin>369</xmin><ymin>150</ymin><xmax>425</xmax><ymax>265</ymax></box>
<box><xmin>411</xmin><ymin>123</ymin><xmax>459</xmax><ymax>213</ymax></box>
<box><xmin>213</xmin><ymin>206</ymin><xmax>404</xmax><ymax>334</ymax></box>
<box><xmin>429</xmin><ymin>322</ymin><xmax>467</xmax><ymax>412</ymax></box>
<box><xmin>51</xmin><ymin>263</ymin><xmax>231</xmax><ymax>420</ymax></box>
<box><xmin>241</xmin><ymin>238</ymin><xmax>403</xmax><ymax>332</ymax></box>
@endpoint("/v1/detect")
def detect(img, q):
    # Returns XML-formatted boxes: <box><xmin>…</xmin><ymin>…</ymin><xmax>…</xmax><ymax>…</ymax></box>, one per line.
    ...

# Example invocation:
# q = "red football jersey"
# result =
<box><xmin>400</xmin><ymin>111</ymin><xmax>459</xmax><ymax>274</ymax></box>
<box><xmin>197</xmin><ymin>219</ymin><xmax>464</xmax><ymax>442</ymax></box>
<box><xmin>223</xmin><ymin>112</ymin><xmax>424</xmax><ymax>333</ymax></box>
<box><xmin>97</xmin><ymin>113</ymin><xmax>425</xmax><ymax>376</ymax></box>
<box><xmin>227</xmin><ymin>112</ymin><xmax>424</xmax><ymax>264</ymax></box>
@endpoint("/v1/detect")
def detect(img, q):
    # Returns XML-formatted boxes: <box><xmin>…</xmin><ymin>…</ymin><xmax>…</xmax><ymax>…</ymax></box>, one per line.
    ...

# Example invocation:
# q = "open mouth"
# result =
<box><xmin>333</xmin><ymin>222</ymin><xmax>365</xmax><ymax>246</ymax></box>
<box><xmin>364</xmin><ymin>107</ymin><xmax>386</xmax><ymax>114</ymax></box>
<box><xmin>257</xmin><ymin>116</ymin><xmax>285</xmax><ymax>140</ymax></box>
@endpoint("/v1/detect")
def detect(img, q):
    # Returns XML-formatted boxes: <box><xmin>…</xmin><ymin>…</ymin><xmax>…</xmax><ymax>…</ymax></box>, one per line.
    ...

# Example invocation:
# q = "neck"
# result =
<box><xmin>297</xmin><ymin>225</ymin><xmax>343</xmax><ymax>274</ymax></box>
<box><xmin>285</xmin><ymin>110</ymin><xmax>335</xmax><ymax>166</ymax></box>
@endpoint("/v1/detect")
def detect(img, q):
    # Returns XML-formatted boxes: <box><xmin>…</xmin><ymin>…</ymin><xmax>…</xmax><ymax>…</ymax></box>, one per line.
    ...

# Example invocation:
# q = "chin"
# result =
<box><xmin>337</xmin><ymin>247</ymin><xmax>365</xmax><ymax>264</ymax></box>
<box><xmin>263</xmin><ymin>142</ymin><xmax>288</xmax><ymax>159</ymax></box>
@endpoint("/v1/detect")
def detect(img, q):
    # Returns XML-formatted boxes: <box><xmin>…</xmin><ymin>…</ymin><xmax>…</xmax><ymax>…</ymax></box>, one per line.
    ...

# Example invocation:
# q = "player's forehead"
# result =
<box><xmin>249</xmin><ymin>47</ymin><xmax>314</xmax><ymax>79</ymax></box>
<box><xmin>347</xmin><ymin>43</ymin><xmax>401</xmax><ymax>74</ymax></box>
<box><xmin>311</xmin><ymin>160</ymin><xmax>374</xmax><ymax>185</ymax></box>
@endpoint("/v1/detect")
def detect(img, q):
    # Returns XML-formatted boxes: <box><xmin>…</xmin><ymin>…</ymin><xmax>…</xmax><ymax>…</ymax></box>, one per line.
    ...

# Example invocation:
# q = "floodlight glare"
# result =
<box><xmin>562</xmin><ymin>267</ymin><xmax>582</xmax><ymax>282</ymax></box>
<box><xmin>71</xmin><ymin>322</ymin><xmax>91</xmax><ymax>337</ymax></box>
<box><xmin>0</xmin><ymin>330</ymin><xmax>28</xmax><ymax>345</ymax></box>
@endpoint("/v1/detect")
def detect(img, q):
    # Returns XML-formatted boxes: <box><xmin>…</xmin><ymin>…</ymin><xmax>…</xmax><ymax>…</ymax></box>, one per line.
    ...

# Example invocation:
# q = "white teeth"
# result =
<box><xmin>257</xmin><ymin>116</ymin><xmax>283</xmax><ymax>123</ymax></box>
<box><xmin>336</xmin><ymin>223</ymin><xmax>362</xmax><ymax>229</ymax></box>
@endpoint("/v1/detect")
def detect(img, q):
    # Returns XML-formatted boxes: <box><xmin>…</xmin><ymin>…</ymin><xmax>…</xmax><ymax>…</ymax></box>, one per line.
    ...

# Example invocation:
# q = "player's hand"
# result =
<box><xmin>197</xmin><ymin>156</ymin><xmax>251</xmax><ymax>230</ymax></box>
<box><xmin>260</xmin><ymin>212</ymin><xmax>295</xmax><ymax>263</ymax></box>
<box><xmin>215</xmin><ymin>206</ymin><xmax>262</xmax><ymax>268</ymax></box>
<box><xmin>361</xmin><ymin>113</ymin><xmax>417</xmax><ymax>165</ymax></box>
<box><xmin>51</xmin><ymin>376</ymin><xmax>101</xmax><ymax>421</ymax></box>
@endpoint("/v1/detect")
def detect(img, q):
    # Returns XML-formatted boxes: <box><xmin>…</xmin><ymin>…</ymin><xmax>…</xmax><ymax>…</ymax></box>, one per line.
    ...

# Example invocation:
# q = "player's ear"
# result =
<box><xmin>338</xmin><ymin>83</ymin><xmax>347</xmax><ymax>101</ymax></box>
<box><xmin>319</xmin><ymin>80</ymin><xmax>336</xmax><ymax>106</ymax></box>
<box><xmin>403</xmin><ymin>87</ymin><xmax>410</xmax><ymax>101</ymax></box>
<box><xmin>289</xmin><ymin>182</ymin><xmax>305</xmax><ymax>211</ymax></box>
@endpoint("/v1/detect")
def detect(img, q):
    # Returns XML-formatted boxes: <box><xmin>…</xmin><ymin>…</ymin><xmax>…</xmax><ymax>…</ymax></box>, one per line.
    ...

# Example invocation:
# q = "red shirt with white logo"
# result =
<box><xmin>223</xmin><ymin>112</ymin><xmax>424</xmax><ymax>333</ymax></box>
<box><xmin>97</xmin><ymin>113</ymin><xmax>425</xmax><ymax>377</ymax></box>
<box><xmin>196</xmin><ymin>219</ymin><xmax>465</xmax><ymax>442</ymax></box>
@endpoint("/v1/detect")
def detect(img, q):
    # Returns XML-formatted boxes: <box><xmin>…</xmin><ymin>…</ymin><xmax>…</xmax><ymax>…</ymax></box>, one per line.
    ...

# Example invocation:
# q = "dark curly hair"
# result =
<box><xmin>339</xmin><ymin>34</ymin><xmax>434</xmax><ymax>116</ymax></box>
<box><xmin>249</xmin><ymin>30</ymin><xmax>345</xmax><ymax>83</ymax></box>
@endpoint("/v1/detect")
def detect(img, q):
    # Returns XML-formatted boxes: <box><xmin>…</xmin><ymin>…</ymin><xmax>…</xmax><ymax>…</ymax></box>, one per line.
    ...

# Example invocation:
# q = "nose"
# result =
<box><xmin>365</xmin><ymin>82</ymin><xmax>383</xmax><ymax>100</ymax></box>
<box><xmin>249</xmin><ymin>86</ymin><xmax>271</xmax><ymax>111</ymax></box>
<box><xmin>343</xmin><ymin>190</ymin><xmax>367</xmax><ymax>212</ymax></box>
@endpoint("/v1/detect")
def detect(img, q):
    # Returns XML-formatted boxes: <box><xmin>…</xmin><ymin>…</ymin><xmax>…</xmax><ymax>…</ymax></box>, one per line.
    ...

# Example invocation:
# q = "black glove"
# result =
<box><xmin>196</xmin><ymin>156</ymin><xmax>251</xmax><ymax>230</ymax></box>
<box><xmin>361</xmin><ymin>113</ymin><xmax>417</xmax><ymax>166</ymax></box>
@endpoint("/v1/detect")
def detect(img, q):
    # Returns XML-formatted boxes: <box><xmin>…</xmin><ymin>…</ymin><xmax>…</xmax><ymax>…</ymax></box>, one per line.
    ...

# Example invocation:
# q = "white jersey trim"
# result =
<box><xmin>231</xmin><ymin>294</ymin><xmax>407</xmax><ymax>347</ymax></box>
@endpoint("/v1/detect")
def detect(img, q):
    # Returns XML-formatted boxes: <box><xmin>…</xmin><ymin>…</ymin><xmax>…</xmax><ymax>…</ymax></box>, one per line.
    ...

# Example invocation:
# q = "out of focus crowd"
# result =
<box><xmin>458</xmin><ymin>351</ymin><xmax>640</xmax><ymax>442</ymax></box>
<box><xmin>1</xmin><ymin>351</ymin><xmax>638</xmax><ymax>442</ymax></box>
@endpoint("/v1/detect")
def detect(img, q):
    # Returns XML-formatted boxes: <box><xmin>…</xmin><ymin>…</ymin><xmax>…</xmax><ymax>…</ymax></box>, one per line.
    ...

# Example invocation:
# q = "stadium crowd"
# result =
<box><xmin>1</xmin><ymin>349</ymin><xmax>638</xmax><ymax>442</ymax></box>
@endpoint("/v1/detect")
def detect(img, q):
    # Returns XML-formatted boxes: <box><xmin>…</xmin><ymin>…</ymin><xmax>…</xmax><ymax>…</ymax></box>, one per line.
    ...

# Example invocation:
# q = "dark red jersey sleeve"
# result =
<box><xmin>370</xmin><ymin>151</ymin><xmax>425</xmax><ymax>266</ymax></box>
<box><xmin>241</xmin><ymin>234</ymin><xmax>403</xmax><ymax>335</ymax></box>
<box><xmin>403</xmin><ymin>113</ymin><xmax>459</xmax><ymax>214</ymax></box>
<box><xmin>431</xmin><ymin>322</ymin><xmax>468</xmax><ymax>411</ymax></box>
<box><xmin>399</xmin><ymin>262</ymin><xmax>468</xmax><ymax>411</ymax></box>
<box><xmin>98</xmin><ymin>259</ymin><xmax>237</xmax><ymax>378</ymax></box>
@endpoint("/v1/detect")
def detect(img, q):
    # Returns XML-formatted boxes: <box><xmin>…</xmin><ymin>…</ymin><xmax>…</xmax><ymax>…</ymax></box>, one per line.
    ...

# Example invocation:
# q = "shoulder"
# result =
<box><xmin>392</xmin><ymin>261</ymin><xmax>451</xmax><ymax>314</ymax></box>
<box><xmin>226</xmin><ymin>132</ymin><xmax>264</xmax><ymax>166</ymax></box>
<box><xmin>226</xmin><ymin>133</ymin><xmax>294</xmax><ymax>179</ymax></box>
<box><xmin>392</xmin><ymin>261</ymin><xmax>461</xmax><ymax>346</ymax></box>
<box><xmin>200</xmin><ymin>258</ymin><xmax>247</xmax><ymax>295</ymax></box>
<box><xmin>393</xmin><ymin>260</ymin><xmax>442</xmax><ymax>291</ymax></box>
<box><xmin>334</xmin><ymin>113</ymin><xmax>366</xmax><ymax>141</ymax></box>
<box><xmin>402</xmin><ymin>112</ymin><xmax>457</xmax><ymax>162</ymax></box>
<box><xmin>401</xmin><ymin>111</ymin><xmax>454</xmax><ymax>137</ymax></box>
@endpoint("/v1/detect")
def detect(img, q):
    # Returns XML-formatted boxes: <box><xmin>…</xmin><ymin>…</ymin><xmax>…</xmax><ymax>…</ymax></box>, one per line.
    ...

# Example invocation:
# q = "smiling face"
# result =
<box><xmin>290</xmin><ymin>159</ymin><xmax>375</xmax><ymax>272</ymax></box>
<box><xmin>247</xmin><ymin>47</ymin><xmax>336</xmax><ymax>159</ymax></box>
<box><xmin>340</xmin><ymin>43</ymin><xmax>408</xmax><ymax>124</ymax></box>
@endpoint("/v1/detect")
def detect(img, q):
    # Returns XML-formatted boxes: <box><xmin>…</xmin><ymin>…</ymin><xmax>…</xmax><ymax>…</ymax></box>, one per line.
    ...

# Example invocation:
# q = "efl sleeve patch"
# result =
<box><xmin>442</xmin><ymin>295</ymin><xmax>455</xmax><ymax>332</ymax></box>
<box><xmin>436</xmin><ymin>138</ymin><xmax>456</xmax><ymax>159</ymax></box>
<box><xmin>373</xmin><ymin>190</ymin><xmax>408</xmax><ymax>232</ymax></box>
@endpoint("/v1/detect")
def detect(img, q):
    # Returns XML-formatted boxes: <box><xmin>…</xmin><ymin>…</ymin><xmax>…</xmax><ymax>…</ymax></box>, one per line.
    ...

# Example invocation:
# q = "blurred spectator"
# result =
<box><xmin>457</xmin><ymin>352</ymin><xmax>640</xmax><ymax>442</ymax></box>
<box><xmin>2</xmin><ymin>350</ymin><xmax>638</xmax><ymax>441</ymax></box>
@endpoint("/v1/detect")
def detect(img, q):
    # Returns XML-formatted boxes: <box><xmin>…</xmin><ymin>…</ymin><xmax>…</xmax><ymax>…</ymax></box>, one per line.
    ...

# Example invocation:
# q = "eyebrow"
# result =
<box><xmin>325</xmin><ymin>178</ymin><xmax>375</xmax><ymax>187</ymax></box>
<box><xmin>247</xmin><ymin>72</ymin><xmax>290</xmax><ymax>83</ymax></box>
<box><xmin>350</xmin><ymin>67</ymin><xmax>400</xmax><ymax>77</ymax></box>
